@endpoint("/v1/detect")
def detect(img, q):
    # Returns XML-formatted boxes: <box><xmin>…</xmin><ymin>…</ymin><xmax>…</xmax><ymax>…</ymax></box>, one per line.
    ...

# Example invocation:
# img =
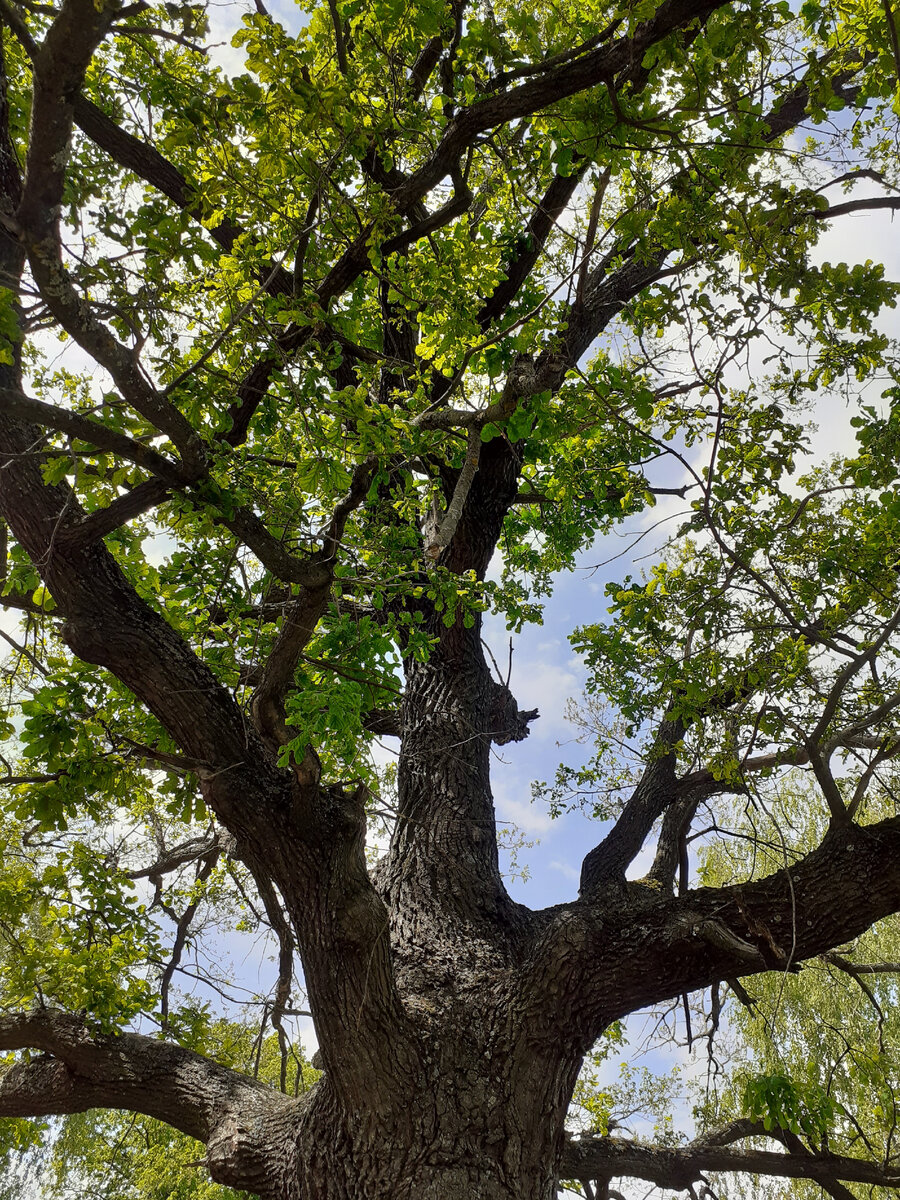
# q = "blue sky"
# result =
<box><xmin>474</xmin><ymin>191</ymin><xmax>900</xmax><ymax>913</ymax></box>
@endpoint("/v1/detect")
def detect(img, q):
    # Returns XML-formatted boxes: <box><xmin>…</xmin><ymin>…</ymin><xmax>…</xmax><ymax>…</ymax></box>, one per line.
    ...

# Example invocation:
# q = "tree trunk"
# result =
<box><xmin>214</xmin><ymin>1039</ymin><xmax>582</xmax><ymax>1200</ymax></box>
<box><xmin>298</xmin><ymin>1069</ymin><xmax>572</xmax><ymax>1200</ymax></box>
<box><xmin>252</xmin><ymin>609</ymin><xmax>578</xmax><ymax>1198</ymax></box>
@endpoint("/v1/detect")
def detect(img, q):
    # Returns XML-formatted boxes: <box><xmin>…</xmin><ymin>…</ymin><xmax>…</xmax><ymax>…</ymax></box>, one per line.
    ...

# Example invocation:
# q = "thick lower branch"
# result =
<box><xmin>274</xmin><ymin>779</ymin><xmax>423</xmax><ymax>1108</ymax></box>
<box><xmin>0</xmin><ymin>1008</ymin><xmax>287</xmax><ymax>1143</ymax></box>
<box><xmin>560</xmin><ymin>1131</ymin><xmax>900</xmax><ymax>1190</ymax></box>
<box><xmin>529</xmin><ymin>816</ymin><xmax>900</xmax><ymax>1046</ymax></box>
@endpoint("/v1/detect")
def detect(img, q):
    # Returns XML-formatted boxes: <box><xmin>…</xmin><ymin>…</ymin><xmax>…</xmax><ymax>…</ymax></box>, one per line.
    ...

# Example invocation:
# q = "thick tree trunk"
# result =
<box><xmin>273</xmin><ymin>612</ymin><xmax>580</xmax><ymax>1199</ymax></box>
<box><xmin>292</xmin><ymin>1064</ymin><xmax>573</xmax><ymax>1200</ymax></box>
<box><xmin>215</xmin><ymin>1036</ymin><xmax>580</xmax><ymax>1200</ymax></box>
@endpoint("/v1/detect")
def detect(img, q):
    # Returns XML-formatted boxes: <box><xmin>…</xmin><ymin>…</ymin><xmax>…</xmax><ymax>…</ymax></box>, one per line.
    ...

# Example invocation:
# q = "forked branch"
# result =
<box><xmin>580</xmin><ymin>718</ymin><xmax>684</xmax><ymax>894</ymax></box>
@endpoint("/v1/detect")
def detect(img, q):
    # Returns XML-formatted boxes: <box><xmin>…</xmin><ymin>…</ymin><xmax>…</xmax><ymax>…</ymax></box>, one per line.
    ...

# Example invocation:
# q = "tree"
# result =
<box><xmin>692</xmin><ymin>779</ymin><xmax>900</xmax><ymax>1200</ymax></box>
<box><xmin>2</xmin><ymin>0</ymin><xmax>900</xmax><ymax>1194</ymax></box>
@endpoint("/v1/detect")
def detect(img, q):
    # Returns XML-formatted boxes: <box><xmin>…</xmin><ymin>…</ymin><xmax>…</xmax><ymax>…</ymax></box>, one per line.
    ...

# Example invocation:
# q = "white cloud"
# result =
<box><xmin>549</xmin><ymin>858</ymin><xmax>579</xmax><ymax>881</ymax></box>
<box><xmin>509</xmin><ymin>656</ymin><xmax>582</xmax><ymax>739</ymax></box>
<box><xmin>203</xmin><ymin>1</ymin><xmax>250</xmax><ymax>77</ymax></box>
<box><xmin>493</xmin><ymin>779</ymin><xmax>552</xmax><ymax>833</ymax></box>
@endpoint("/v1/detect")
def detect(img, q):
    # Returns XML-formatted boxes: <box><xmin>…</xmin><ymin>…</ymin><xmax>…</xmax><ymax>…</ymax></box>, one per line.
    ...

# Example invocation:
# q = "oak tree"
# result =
<box><xmin>1</xmin><ymin>0</ymin><xmax>900</xmax><ymax>1195</ymax></box>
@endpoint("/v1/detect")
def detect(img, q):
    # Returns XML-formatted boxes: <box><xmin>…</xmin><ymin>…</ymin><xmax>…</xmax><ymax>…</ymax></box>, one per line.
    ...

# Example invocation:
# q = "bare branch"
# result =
<box><xmin>253</xmin><ymin>873</ymin><xmax>297</xmax><ymax>1092</ymax></box>
<box><xmin>426</xmin><ymin>427</ymin><xmax>481</xmax><ymax>560</ymax></box>
<box><xmin>804</xmin><ymin>195</ymin><xmax>900</xmax><ymax>222</ymax></box>
<box><xmin>802</xmin><ymin>600</ymin><xmax>900</xmax><ymax>825</ymax></box>
<box><xmin>559</xmin><ymin>1129</ymin><xmax>900</xmax><ymax>1191</ymax></box>
<box><xmin>158</xmin><ymin>847</ymin><xmax>221</xmax><ymax>1031</ymax></box>
<box><xmin>647</xmin><ymin>790</ymin><xmax>701</xmax><ymax>891</ymax></box>
<box><xmin>541</xmin><ymin>814</ymin><xmax>900</xmax><ymax>1052</ymax></box>
<box><xmin>128</xmin><ymin>829</ymin><xmax>234</xmax><ymax>882</ymax></box>
<box><xmin>580</xmin><ymin>718</ymin><xmax>684</xmax><ymax>894</ymax></box>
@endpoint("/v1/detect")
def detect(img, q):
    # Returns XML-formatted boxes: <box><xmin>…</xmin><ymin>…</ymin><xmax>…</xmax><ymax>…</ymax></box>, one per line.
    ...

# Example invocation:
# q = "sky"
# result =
<box><xmin>471</xmin><ymin>200</ymin><xmax>900</xmax><ymax>918</ymax></box>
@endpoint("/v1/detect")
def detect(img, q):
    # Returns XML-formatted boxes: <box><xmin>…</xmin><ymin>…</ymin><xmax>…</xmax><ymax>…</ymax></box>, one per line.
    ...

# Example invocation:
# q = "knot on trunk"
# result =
<box><xmin>489</xmin><ymin>683</ymin><xmax>538</xmax><ymax>745</ymax></box>
<box><xmin>321</xmin><ymin>779</ymin><xmax>369</xmax><ymax>838</ymax></box>
<box><xmin>206</xmin><ymin>1105</ymin><xmax>297</xmax><ymax>1197</ymax></box>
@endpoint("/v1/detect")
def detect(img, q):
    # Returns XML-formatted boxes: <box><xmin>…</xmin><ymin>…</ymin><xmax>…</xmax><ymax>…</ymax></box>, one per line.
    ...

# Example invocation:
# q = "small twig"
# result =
<box><xmin>821</xmin><ymin>951</ymin><xmax>886</xmax><ymax>1051</ymax></box>
<box><xmin>0</xmin><ymin>627</ymin><xmax>48</xmax><ymax>676</ymax></box>
<box><xmin>114</xmin><ymin>25</ymin><xmax>207</xmax><ymax>53</ymax></box>
<box><xmin>159</xmin><ymin>849</ymin><xmax>220</xmax><ymax>1031</ymax></box>
<box><xmin>163</xmin><ymin>250</ymin><xmax>294</xmax><ymax>396</ymax></box>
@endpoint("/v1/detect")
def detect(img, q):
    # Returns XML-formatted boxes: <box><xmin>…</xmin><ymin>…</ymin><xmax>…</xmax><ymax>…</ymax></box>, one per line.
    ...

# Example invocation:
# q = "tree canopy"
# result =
<box><xmin>1</xmin><ymin>0</ymin><xmax>900</xmax><ymax>1195</ymax></box>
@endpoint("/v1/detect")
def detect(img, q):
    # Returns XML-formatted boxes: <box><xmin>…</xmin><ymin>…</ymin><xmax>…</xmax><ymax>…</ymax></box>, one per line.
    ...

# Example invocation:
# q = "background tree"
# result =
<box><xmin>1</xmin><ymin>0</ymin><xmax>900</xmax><ymax>1196</ymax></box>
<box><xmin>692</xmin><ymin>780</ymin><xmax>900</xmax><ymax>1200</ymax></box>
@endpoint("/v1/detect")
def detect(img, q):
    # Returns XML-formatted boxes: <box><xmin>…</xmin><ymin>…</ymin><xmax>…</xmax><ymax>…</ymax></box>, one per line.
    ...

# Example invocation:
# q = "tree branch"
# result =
<box><xmin>0</xmin><ymin>388</ymin><xmax>187</xmax><ymax>484</ymax></box>
<box><xmin>363</xmin><ymin>706</ymin><xmax>402</xmax><ymax>738</ymax></box>
<box><xmin>477</xmin><ymin>161</ymin><xmax>589</xmax><ymax>330</ymax></box>
<box><xmin>251</xmin><ymin>456</ymin><xmax>377</xmax><ymax>752</ymax></box>
<box><xmin>2</xmin><ymin>0</ymin><xmax>418</xmax><ymax>1130</ymax></box>
<box><xmin>314</xmin><ymin>0</ymin><xmax>732</xmax><ymax>309</ymax></box>
<box><xmin>68</xmin><ymin>478</ymin><xmax>171</xmax><ymax>544</ymax></box>
<box><xmin>804</xmin><ymin>195</ymin><xmax>900</xmax><ymax>222</ymax></box>
<box><xmin>128</xmin><ymin>829</ymin><xmax>234</xmax><ymax>883</ymax></box>
<box><xmin>217</xmin><ymin>505</ymin><xmax>331</xmax><ymax>587</ymax></box>
<box><xmin>524</xmin><ymin>50</ymin><xmax>876</xmax><ymax>409</ymax></box>
<box><xmin>253</xmin><ymin>873</ymin><xmax>297</xmax><ymax>1092</ymax></box>
<box><xmin>69</xmin><ymin>93</ymin><xmax>287</xmax><ymax>277</ymax></box>
<box><xmin>14</xmin><ymin>0</ymin><xmax>205</xmax><ymax>473</ymax></box>
<box><xmin>0</xmin><ymin>1008</ymin><xmax>289</xmax><ymax>1153</ymax></box>
<box><xmin>426</xmin><ymin>426</ymin><xmax>481</xmax><ymax>561</ymax></box>
<box><xmin>388</xmin><ymin>0</ymin><xmax>728</xmax><ymax>211</ymax></box>
<box><xmin>537</xmin><ymin>815</ymin><xmax>900</xmax><ymax>1047</ymax></box>
<box><xmin>580</xmin><ymin>718</ymin><xmax>684</xmax><ymax>894</ymax></box>
<box><xmin>156</xmin><ymin>847</ymin><xmax>221</xmax><ymax>1031</ymax></box>
<box><xmin>559</xmin><ymin>1127</ymin><xmax>900</xmax><ymax>1191</ymax></box>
